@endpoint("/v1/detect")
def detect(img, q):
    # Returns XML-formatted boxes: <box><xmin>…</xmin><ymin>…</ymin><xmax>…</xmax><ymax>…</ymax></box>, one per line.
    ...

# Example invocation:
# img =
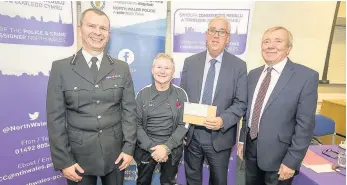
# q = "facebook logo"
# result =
<box><xmin>124</xmin><ymin>52</ymin><xmax>129</xmax><ymax>63</ymax></box>
<box><xmin>118</xmin><ymin>49</ymin><xmax>135</xmax><ymax>65</ymax></box>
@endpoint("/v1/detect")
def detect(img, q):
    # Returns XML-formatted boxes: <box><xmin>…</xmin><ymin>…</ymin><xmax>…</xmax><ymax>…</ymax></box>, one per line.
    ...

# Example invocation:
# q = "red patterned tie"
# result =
<box><xmin>249</xmin><ymin>67</ymin><xmax>273</xmax><ymax>139</ymax></box>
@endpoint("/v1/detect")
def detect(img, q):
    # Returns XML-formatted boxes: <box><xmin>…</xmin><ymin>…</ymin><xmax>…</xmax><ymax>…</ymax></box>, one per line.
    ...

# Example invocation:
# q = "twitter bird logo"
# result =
<box><xmin>29</xmin><ymin>112</ymin><xmax>39</xmax><ymax>121</ymax></box>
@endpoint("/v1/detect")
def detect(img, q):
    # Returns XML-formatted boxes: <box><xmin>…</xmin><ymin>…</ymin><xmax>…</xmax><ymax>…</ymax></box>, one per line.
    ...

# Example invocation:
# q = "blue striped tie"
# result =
<box><xmin>201</xmin><ymin>59</ymin><xmax>217</xmax><ymax>105</ymax></box>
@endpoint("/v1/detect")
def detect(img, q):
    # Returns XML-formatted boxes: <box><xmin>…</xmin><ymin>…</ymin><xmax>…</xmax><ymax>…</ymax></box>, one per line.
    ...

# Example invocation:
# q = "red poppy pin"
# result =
<box><xmin>176</xmin><ymin>99</ymin><xmax>180</xmax><ymax>108</ymax></box>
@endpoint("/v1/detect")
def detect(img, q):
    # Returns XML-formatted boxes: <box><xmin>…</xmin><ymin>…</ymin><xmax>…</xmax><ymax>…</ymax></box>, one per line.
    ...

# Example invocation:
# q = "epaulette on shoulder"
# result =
<box><xmin>107</xmin><ymin>53</ymin><xmax>115</xmax><ymax>64</ymax></box>
<box><xmin>70</xmin><ymin>54</ymin><xmax>77</xmax><ymax>65</ymax></box>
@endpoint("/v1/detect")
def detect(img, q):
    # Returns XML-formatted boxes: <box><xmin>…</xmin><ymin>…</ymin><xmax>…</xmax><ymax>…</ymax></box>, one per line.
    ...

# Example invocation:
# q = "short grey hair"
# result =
<box><xmin>263</xmin><ymin>26</ymin><xmax>293</xmax><ymax>47</ymax></box>
<box><xmin>152</xmin><ymin>53</ymin><xmax>175</xmax><ymax>68</ymax></box>
<box><xmin>208</xmin><ymin>16</ymin><xmax>231</xmax><ymax>33</ymax></box>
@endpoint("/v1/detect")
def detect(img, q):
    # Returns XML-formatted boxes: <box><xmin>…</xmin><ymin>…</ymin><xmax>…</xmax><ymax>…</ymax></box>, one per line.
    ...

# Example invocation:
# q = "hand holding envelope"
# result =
<box><xmin>204</xmin><ymin>117</ymin><xmax>223</xmax><ymax>130</ymax></box>
<box><xmin>183</xmin><ymin>102</ymin><xmax>223</xmax><ymax>130</ymax></box>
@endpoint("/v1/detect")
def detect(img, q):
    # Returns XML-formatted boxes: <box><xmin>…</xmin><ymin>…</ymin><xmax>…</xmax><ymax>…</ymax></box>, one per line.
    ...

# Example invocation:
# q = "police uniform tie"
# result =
<box><xmin>90</xmin><ymin>57</ymin><xmax>98</xmax><ymax>83</ymax></box>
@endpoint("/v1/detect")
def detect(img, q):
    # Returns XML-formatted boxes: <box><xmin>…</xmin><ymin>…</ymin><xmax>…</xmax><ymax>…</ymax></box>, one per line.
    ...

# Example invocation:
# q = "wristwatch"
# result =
<box><xmin>162</xmin><ymin>145</ymin><xmax>171</xmax><ymax>155</ymax></box>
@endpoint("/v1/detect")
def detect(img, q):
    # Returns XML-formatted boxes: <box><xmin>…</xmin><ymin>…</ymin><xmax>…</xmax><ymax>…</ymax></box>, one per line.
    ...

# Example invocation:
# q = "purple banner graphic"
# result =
<box><xmin>0</xmin><ymin>1</ymin><xmax>76</xmax><ymax>184</ymax></box>
<box><xmin>0</xmin><ymin>73</ymin><xmax>66</xmax><ymax>185</ymax></box>
<box><xmin>173</xmin><ymin>28</ymin><xmax>248</xmax><ymax>55</ymax></box>
<box><xmin>0</xmin><ymin>2</ymin><xmax>74</xmax><ymax>47</ymax></box>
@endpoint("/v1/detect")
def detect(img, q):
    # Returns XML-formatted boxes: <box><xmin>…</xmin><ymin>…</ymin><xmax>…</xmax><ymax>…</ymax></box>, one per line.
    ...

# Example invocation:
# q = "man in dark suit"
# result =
<box><xmin>238</xmin><ymin>26</ymin><xmax>319</xmax><ymax>185</ymax></box>
<box><xmin>46</xmin><ymin>8</ymin><xmax>137</xmax><ymax>185</ymax></box>
<box><xmin>180</xmin><ymin>16</ymin><xmax>247</xmax><ymax>185</ymax></box>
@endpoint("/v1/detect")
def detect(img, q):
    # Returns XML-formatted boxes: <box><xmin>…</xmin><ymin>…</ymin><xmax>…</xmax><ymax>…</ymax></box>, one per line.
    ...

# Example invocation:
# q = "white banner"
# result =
<box><xmin>81</xmin><ymin>1</ymin><xmax>167</xmax><ymax>93</ymax></box>
<box><xmin>171</xmin><ymin>1</ymin><xmax>254</xmax><ymax>79</ymax></box>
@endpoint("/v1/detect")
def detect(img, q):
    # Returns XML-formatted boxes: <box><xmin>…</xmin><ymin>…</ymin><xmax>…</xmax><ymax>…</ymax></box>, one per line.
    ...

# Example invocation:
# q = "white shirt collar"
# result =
<box><xmin>81</xmin><ymin>49</ymin><xmax>103</xmax><ymax>65</ymax></box>
<box><xmin>206</xmin><ymin>50</ymin><xmax>224</xmax><ymax>64</ymax></box>
<box><xmin>263</xmin><ymin>57</ymin><xmax>288</xmax><ymax>74</ymax></box>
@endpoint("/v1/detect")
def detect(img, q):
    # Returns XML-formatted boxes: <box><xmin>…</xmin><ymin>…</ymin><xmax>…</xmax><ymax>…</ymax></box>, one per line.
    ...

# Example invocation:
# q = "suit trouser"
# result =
<box><xmin>245</xmin><ymin>132</ymin><xmax>294</xmax><ymax>185</ymax></box>
<box><xmin>66</xmin><ymin>168</ymin><xmax>124</xmax><ymax>185</ymax></box>
<box><xmin>135</xmin><ymin>148</ymin><xmax>180</xmax><ymax>185</ymax></box>
<box><xmin>184</xmin><ymin>134</ymin><xmax>231</xmax><ymax>185</ymax></box>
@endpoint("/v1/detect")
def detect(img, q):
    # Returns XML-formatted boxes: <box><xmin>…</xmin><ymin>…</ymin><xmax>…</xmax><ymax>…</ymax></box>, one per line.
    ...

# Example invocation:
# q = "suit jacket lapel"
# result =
<box><xmin>72</xmin><ymin>49</ymin><xmax>94</xmax><ymax>84</ymax></box>
<box><xmin>263</xmin><ymin>60</ymin><xmax>295</xmax><ymax>112</ymax></box>
<box><xmin>195</xmin><ymin>51</ymin><xmax>207</xmax><ymax>103</ymax></box>
<box><xmin>96</xmin><ymin>53</ymin><xmax>114</xmax><ymax>84</ymax></box>
<box><xmin>213</xmin><ymin>52</ymin><xmax>232</xmax><ymax>102</ymax></box>
<box><xmin>247</xmin><ymin>67</ymin><xmax>263</xmax><ymax>117</ymax></box>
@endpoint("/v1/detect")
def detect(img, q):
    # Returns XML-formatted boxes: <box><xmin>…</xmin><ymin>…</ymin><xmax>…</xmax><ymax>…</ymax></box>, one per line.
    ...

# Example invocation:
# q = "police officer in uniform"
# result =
<box><xmin>134</xmin><ymin>53</ymin><xmax>189</xmax><ymax>185</ymax></box>
<box><xmin>46</xmin><ymin>8</ymin><xmax>137</xmax><ymax>185</ymax></box>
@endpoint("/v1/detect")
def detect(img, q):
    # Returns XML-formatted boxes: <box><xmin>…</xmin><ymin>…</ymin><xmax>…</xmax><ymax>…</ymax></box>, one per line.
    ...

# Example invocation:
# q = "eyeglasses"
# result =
<box><xmin>207</xmin><ymin>29</ymin><xmax>229</xmax><ymax>37</ymax></box>
<box><xmin>322</xmin><ymin>148</ymin><xmax>339</xmax><ymax>159</ymax></box>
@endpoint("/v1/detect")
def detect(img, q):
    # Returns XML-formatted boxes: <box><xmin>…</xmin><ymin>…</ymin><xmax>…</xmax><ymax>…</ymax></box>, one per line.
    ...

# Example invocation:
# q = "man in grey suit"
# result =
<box><xmin>46</xmin><ymin>9</ymin><xmax>137</xmax><ymax>185</ymax></box>
<box><xmin>180</xmin><ymin>16</ymin><xmax>247</xmax><ymax>185</ymax></box>
<box><xmin>238</xmin><ymin>26</ymin><xmax>319</xmax><ymax>185</ymax></box>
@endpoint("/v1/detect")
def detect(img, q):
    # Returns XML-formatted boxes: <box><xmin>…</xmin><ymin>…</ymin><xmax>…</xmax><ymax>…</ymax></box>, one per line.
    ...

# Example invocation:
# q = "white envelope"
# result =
<box><xmin>183</xmin><ymin>102</ymin><xmax>217</xmax><ymax>125</ymax></box>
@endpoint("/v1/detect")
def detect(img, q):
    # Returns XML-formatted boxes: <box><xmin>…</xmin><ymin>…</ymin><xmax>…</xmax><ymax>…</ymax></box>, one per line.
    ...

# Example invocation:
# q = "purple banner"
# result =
<box><xmin>0</xmin><ymin>73</ymin><xmax>66</xmax><ymax>185</ymax></box>
<box><xmin>0</xmin><ymin>1</ymin><xmax>74</xmax><ymax>47</ymax></box>
<box><xmin>0</xmin><ymin>1</ymin><xmax>76</xmax><ymax>185</ymax></box>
